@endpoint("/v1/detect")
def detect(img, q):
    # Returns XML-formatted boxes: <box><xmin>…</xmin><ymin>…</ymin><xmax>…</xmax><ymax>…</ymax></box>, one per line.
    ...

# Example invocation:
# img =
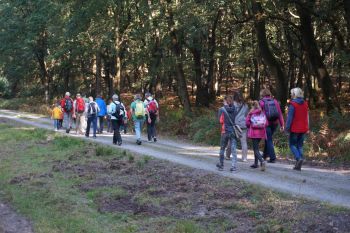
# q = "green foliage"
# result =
<box><xmin>171</xmin><ymin>220</ymin><xmax>203</xmax><ymax>233</ymax></box>
<box><xmin>188</xmin><ymin>111</ymin><xmax>221</xmax><ymax>145</ymax></box>
<box><xmin>95</xmin><ymin>146</ymin><xmax>115</xmax><ymax>157</ymax></box>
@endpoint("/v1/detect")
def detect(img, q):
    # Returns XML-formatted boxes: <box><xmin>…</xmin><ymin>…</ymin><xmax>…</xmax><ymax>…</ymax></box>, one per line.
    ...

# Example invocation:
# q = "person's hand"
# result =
<box><xmin>148</xmin><ymin>117</ymin><xmax>152</xmax><ymax>124</ymax></box>
<box><xmin>72</xmin><ymin>114</ymin><xmax>76</xmax><ymax>119</ymax></box>
<box><xmin>280</xmin><ymin>126</ymin><xmax>284</xmax><ymax>132</ymax></box>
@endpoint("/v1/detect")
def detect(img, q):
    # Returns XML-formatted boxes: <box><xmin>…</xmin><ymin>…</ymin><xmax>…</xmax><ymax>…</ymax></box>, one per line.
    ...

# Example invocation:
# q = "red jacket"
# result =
<box><xmin>60</xmin><ymin>97</ymin><xmax>74</xmax><ymax>113</ymax></box>
<box><xmin>290</xmin><ymin>101</ymin><xmax>309</xmax><ymax>133</ymax></box>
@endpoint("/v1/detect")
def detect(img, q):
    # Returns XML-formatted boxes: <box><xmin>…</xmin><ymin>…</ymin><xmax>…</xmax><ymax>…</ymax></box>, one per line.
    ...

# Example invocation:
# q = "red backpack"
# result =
<box><xmin>147</xmin><ymin>100</ymin><xmax>158</xmax><ymax>115</ymax></box>
<box><xmin>76</xmin><ymin>98</ymin><xmax>85</xmax><ymax>113</ymax></box>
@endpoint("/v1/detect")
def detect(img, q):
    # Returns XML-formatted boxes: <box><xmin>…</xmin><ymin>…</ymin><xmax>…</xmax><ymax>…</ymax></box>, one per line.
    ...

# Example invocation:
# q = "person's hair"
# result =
<box><xmin>145</xmin><ymin>92</ymin><xmax>152</xmax><ymax>98</ymax></box>
<box><xmin>260</xmin><ymin>89</ymin><xmax>272</xmax><ymax>98</ymax></box>
<box><xmin>112</xmin><ymin>94</ymin><xmax>119</xmax><ymax>101</ymax></box>
<box><xmin>224</xmin><ymin>95</ymin><xmax>234</xmax><ymax>105</ymax></box>
<box><xmin>251</xmin><ymin>101</ymin><xmax>261</xmax><ymax>111</ymax></box>
<box><xmin>290</xmin><ymin>87</ymin><xmax>304</xmax><ymax>98</ymax></box>
<box><xmin>134</xmin><ymin>94</ymin><xmax>142</xmax><ymax>100</ymax></box>
<box><xmin>89</xmin><ymin>96</ymin><xmax>94</xmax><ymax>102</ymax></box>
<box><xmin>233</xmin><ymin>91</ymin><xmax>244</xmax><ymax>104</ymax></box>
<box><xmin>65</xmin><ymin>91</ymin><xmax>70</xmax><ymax>97</ymax></box>
<box><xmin>76</xmin><ymin>93</ymin><xmax>81</xmax><ymax>97</ymax></box>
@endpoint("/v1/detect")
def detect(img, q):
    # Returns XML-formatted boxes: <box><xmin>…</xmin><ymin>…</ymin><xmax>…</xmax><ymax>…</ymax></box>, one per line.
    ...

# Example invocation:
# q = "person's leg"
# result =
<box><xmin>99</xmin><ymin>116</ymin><xmax>104</xmax><ymax>133</ymax></box>
<box><xmin>297</xmin><ymin>133</ymin><xmax>305</xmax><ymax>159</ymax></box>
<box><xmin>225</xmin><ymin>138</ymin><xmax>232</xmax><ymax>159</ymax></box>
<box><xmin>230</xmin><ymin>136</ymin><xmax>238</xmax><ymax>169</ymax></box>
<box><xmin>146</xmin><ymin>116</ymin><xmax>152</xmax><ymax>141</ymax></box>
<box><xmin>289</xmin><ymin>133</ymin><xmax>300</xmax><ymax>161</ymax></box>
<box><xmin>151</xmin><ymin>115</ymin><xmax>157</xmax><ymax>141</ymax></box>
<box><xmin>112</xmin><ymin>120</ymin><xmax>117</xmax><ymax>144</ymax></box>
<box><xmin>134</xmin><ymin>120</ymin><xmax>141</xmax><ymax>141</ymax></box>
<box><xmin>240</xmin><ymin>129</ymin><xmax>248</xmax><ymax>161</ymax></box>
<box><xmin>92</xmin><ymin>116</ymin><xmax>97</xmax><ymax>137</ymax></box>
<box><xmin>54</xmin><ymin>120</ymin><xmax>58</xmax><ymax>130</ymax></box>
<box><xmin>85</xmin><ymin>117</ymin><xmax>91</xmax><ymax>137</ymax></box>
<box><xmin>218</xmin><ymin>133</ymin><xmax>229</xmax><ymax>168</ymax></box>
<box><xmin>75</xmin><ymin>113</ymin><xmax>80</xmax><ymax>133</ymax></box>
<box><xmin>116</xmin><ymin>120</ymin><xmax>122</xmax><ymax>145</ymax></box>
<box><xmin>266</xmin><ymin>124</ymin><xmax>277</xmax><ymax>161</ymax></box>
<box><xmin>63</xmin><ymin>112</ymin><xmax>69</xmax><ymax>129</ymax></box>
<box><xmin>252</xmin><ymin>139</ymin><xmax>260</xmax><ymax>166</ymax></box>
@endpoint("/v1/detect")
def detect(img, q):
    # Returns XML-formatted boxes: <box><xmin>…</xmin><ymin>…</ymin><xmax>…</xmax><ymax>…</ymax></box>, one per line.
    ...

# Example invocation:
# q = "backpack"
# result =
<box><xmin>147</xmin><ymin>100</ymin><xmax>158</xmax><ymax>115</ymax></box>
<box><xmin>64</xmin><ymin>98</ymin><xmax>73</xmax><ymax>112</ymax></box>
<box><xmin>112</xmin><ymin>102</ymin><xmax>125</xmax><ymax>120</ymax></box>
<box><xmin>262</xmin><ymin>99</ymin><xmax>279</xmax><ymax>121</ymax></box>
<box><xmin>135</xmin><ymin>101</ymin><xmax>145</xmax><ymax>118</ymax></box>
<box><xmin>76</xmin><ymin>98</ymin><xmax>85</xmax><ymax>113</ymax></box>
<box><xmin>88</xmin><ymin>102</ymin><xmax>97</xmax><ymax>115</ymax></box>
<box><xmin>251</xmin><ymin>113</ymin><xmax>267</xmax><ymax>129</ymax></box>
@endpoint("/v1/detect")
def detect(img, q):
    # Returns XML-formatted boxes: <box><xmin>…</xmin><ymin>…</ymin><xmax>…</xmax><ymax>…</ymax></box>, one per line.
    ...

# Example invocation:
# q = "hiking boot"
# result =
<box><xmin>267</xmin><ymin>159</ymin><xmax>276</xmax><ymax>163</ymax></box>
<box><xmin>153</xmin><ymin>137</ymin><xmax>157</xmax><ymax>142</ymax></box>
<box><xmin>230</xmin><ymin>166</ymin><xmax>237</xmax><ymax>172</ymax></box>
<box><xmin>216</xmin><ymin>163</ymin><xmax>224</xmax><ymax>171</ymax></box>
<box><xmin>118</xmin><ymin>141</ymin><xmax>122</xmax><ymax>146</ymax></box>
<box><xmin>250</xmin><ymin>164</ymin><xmax>258</xmax><ymax>169</ymax></box>
<box><xmin>66</xmin><ymin>129</ymin><xmax>70</xmax><ymax>133</ymax></box>
<box><xmin>136</xmin><ymin>140</ymin><xmax>142</xmax><ymax>145</ymax></box>
<box><xmin>260</xmin><ymin>161</ymin><xmax>266</xmax><ymax>171</ymax></box>
<box><xmin>293</xmin><ymin>159</ymin><xmax>303</xmax><ymax>171</ymax></box>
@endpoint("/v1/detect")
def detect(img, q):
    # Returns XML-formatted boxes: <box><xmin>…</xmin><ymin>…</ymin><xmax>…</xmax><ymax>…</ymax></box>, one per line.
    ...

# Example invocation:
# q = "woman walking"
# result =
<box><xmin>285</xmin><ymin>88</ymin><xmax>309</xmax><ymax>171</ymax></box>
<box><xmin>246</xmin><ymin>101</ymin><xmax>267</xmax><ymax>171</ymax></box>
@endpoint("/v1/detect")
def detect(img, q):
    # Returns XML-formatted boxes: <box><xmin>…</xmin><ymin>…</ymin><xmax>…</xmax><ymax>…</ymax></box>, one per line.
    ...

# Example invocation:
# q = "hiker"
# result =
<box><xmin>217</xmin><ymin>95</ymin><xmax>238</xmax><ymax>172</ymax></box>
<box><xmin>259</xmin><ymin>89</ymin><xmax>284</xmax><ymax>163</ymax></box>
<box><xmin>226</xmin><ymin>91</ymin><xmax>249</xmax><ymax>162</ymax></box>
<box><xmin>74</xmin><ymin>93</ymin><xmax>86</xmax><ymax>135</ymax></box>
<box><xmin>246</xmin><ymin>101</ymin><xmax>268</xmax><ymax>171</ymax></box>
<box><xmin>285</xmin><ymin>88</ymin><xmax>309</xmax><ymax>171</ymax></box>
<box><xmin>85</xmin><ymin>96</ymin><xmax>100</xmax><ymax>138</ymax></box>
<box><xmin>60</xmin><ymin>92</ymin><xmax>74</xmax><ymax>133</ymax></box>
<box><xmin>106</xmin><ymin>98</ymin><xmax>113</xmax><ymax>133</ymax></box>
<box><xmin>96</xmin><ymin>95</ymin><xmax>107</xmax><ymax>134</ymax></box>
<box><xmin>51</xmin><ymin>102</ymin><xmax>63</xmax><ymax>131</ymax></box>
<box><xmin>130</xmin><ymin>94</ymin><xmax>149</xmax><ymax>145</ymax></box>
<box><xmin>119</xmin><ymin>104</ymin><xmax>129</xmax><ymax>134</ymax></box>
<box><xmin>108</xmin><ymin>94</ymin><xmax>126</xmax><ymax>145</ymax></box>
<box><xmin>144</xmin><ymin>92</ymin><xmax>159</xmax><ymax>142</ymax></box>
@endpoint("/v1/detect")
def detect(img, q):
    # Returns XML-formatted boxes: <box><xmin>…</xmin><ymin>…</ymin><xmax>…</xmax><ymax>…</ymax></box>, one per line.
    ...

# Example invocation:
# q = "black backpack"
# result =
<box><xmin>262</xmin><ymin>98</ymin><xmax>279</xmax><ymax>121</ymax></box>
<box><xmin>64</xmin><ymin>98</ymin><xmax>73</xmax><ymax>112</ymax></box>
<box><xmin>112</xmin><ymin>102</ymin><xmax>124</xmax><ymax>120</ymax></box>
<box><xmin>88</xmin><ymin>102</ymin><xmax>97</xmax><ymax>115</ymax></box>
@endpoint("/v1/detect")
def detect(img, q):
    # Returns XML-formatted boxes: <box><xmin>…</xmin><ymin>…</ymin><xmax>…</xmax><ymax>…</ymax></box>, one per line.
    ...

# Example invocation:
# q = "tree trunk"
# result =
<box><xmin>253</xmin><ymin>58</ymin><xmax>260</xmax><ymax>100</ymax></box>
<box><xmin>95</xmin><ymin>52</ymin><xmax>102</xmax><ymax>97</ymax></box>
<box><xmin>344</xmin><ymin>0</ymin><xmax>350</xmax><ymax>40</ymax></box>
<box><xmin>252</xmin><ymin>0</ymin><xmax>288</xmax><ymax>111</ymax></box>
<box><xmin>296</xmin><ymin>1</ymin><xmax>340</xmax><ymax>113</ymax></box>
<box><xmin>166</xmin><ymin>0</ymin><xmax>192</xmax><ymax>114</ymax></box>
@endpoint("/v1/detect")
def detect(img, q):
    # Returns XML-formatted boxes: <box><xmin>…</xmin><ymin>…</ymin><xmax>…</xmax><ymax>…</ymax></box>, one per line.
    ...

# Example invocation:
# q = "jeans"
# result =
<box><xmin>75</xmin><ymin>112</ymin><xmax>86</xmax><ymax>134</ymax></box>
<box><xmin>289</xmin><ymin>133</ymin><xmax>305</xmax><ymax>161</ymax></box>
<box><xmin>63</xmin><ymin>112</ymin><xmax>73</xmax><ymax>130</ymax></box>
<box><xmin>98</xmin><ymin>116</ymin><xmax>104</xmax><ymax>133</ymax></box>
<box><xmin>264</xmin><ymin>124</ymin><xmax>277</xmax><ymax>160</ymax></box>
<box><xmin>226</xmin><ymin>129</ymin><xmax>247</xmax><ymax>160</ymax></box>
<box><xmin>86</xmin><ymin>115</ymin><xmax>97</xmax><ymax>137</ymax></box>
<box><xmin>53</xmin><ymin>119</ymin><xmax>59</xmax><ymax>130</ymax></box>
<box><xmin>134</xmin><ymin>119</ymin><xmax>144</xmax><ymax>141</ymax></box>
<box><xmin>219</xmin><ymin>133</ymin><xmax>237</xmax><ymax>167</ymax></box>
<box><xmin>111</xmin><ymin>119</ymin><xmax>122</xmax><ymax>144</ymax></box>
<box><xmin>147</xmin><ymin>114</ymin><xmax>157</xmax><ymax>141</ymax></box>
<box><xmin>107</xmin><ymin>116</ymin><xmax>113</xmax><ymax>133</ymax></box>
<box><xmin>252</xmin><ymin>138</ymin><xmax>264</xmax><ymax>165</ymax></box>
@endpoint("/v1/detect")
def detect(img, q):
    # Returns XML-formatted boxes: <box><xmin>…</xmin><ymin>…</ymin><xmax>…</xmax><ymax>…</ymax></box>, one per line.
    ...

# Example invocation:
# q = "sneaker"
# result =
<box><xmin>242</xmin><ymin>159</ymin><xmax>248</xmax><ymax>162</ymax></box>
<box><xmin>250</xmin><ymin>164</ymin><xmax>258</xmax><ymax>169</ymax></box>
<box><xmin>66</xmin><ymin>129</ymin><xmax>70</xmax><ymax>133</ymax></box>
<box><xmin>293</xmin><ymin>159</ymin><xmax>303</xmax><ymax>171</ymax></box>
<box><xmin>136</xmin><ymin>140</ymin><xmax>142</xmax><ymax>145</ymax></box>
<box><xmin>54</xmin><ymin>129</ymin><xmax>58</xmax><ymax>132</ymax></box>
<box><xmin>216</xmin><ymin>163</ymin><xmax>224</xmax><ymax>171</ymax></box>
<box><xmin>225</xmin><ymin>156</ymin><xmax>231</xmax><ymax>161</ymax></box>
<box><xmin>261</xmin><ymin>161</ymin><xmax>266</xmax><ymax>171</ymax></box>
<box><xmin>230</xmin><ymin>167</ymin><xmax>237</xmax><ymax>172</ymax></box>
<box><xmin>118</xmin><ymin>141</ymin><xmax>122</xmax><ymax>146</ymax></box>
<box><xmin>267</xmin><ymin>159</ymin><xmax>276</xmax><ymax>163</ymax></box>
<box><xmin>153</xmin><ymin>137</ymin><xmax>157</xmax><ymax>142</ymax></box>
<box><xmin>113</xmin><ymin>142</ymin><xmax>117</xmax><ymax>145</ymax></box>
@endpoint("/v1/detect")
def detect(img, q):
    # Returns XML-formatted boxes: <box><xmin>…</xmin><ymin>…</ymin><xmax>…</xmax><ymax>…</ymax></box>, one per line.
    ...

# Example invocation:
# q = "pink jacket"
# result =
<box><xmin>259</xmin><ymin>97</ymin><xmax>284</xmax><ymax>127</ymax></box>
<box><xmin>246</xmin><ymin>109</ymin><xmax>267</xmax><ymax>139</ymax></box>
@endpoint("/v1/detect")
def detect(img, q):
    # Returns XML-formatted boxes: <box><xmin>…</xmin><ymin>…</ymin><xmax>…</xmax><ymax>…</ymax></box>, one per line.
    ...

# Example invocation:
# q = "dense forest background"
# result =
<box><xmin>0</xmin><ymin>0</ymin><xmax>349</xmax><ymax>114</ymax></box>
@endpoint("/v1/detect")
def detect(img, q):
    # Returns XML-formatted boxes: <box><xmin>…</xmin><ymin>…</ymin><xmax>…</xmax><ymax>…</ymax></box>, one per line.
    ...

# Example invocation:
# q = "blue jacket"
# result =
<box><xmin>285</xmin><ymin>97</ymin><xmax>305</xmax><ymax>132</ymax></box>
<box><xmin>95</xmin><ymin>98</ymin><xmax>107</xmax><ymax>116</ymax></box>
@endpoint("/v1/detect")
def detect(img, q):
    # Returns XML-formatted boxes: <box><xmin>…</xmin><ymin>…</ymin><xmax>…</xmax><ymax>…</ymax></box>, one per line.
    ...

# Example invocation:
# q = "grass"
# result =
<box><xmin>0</xmin><ymin>122</ymin><xmax>349</xmax><ymax>233</ymax></box>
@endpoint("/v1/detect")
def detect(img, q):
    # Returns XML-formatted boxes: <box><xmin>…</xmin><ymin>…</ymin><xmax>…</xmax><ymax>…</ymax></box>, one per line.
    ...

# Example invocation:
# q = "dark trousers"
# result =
<box><xmin>107</xmin><ymin>116</ymin><xmax>113</xmax><ymax>133</ymax></box>
<box><xmin>264</xmin><ymin>124</ymin><xmax>277</xmax><ymax>160</ymax></box>
<box><xmin>112</xmin><ymin>119</ymin><xmax>122</xmax><ymax>144</ymax></box>
<box><xmin>289</xmin><ymin>133</ymin><xmax>305</xmax><ymax>161</ymax></box>
<box><xmin>98</xmin><ymin>116</ymin><xmax>104</xmax><ymax>133</ymax></box>
<box><xmin>86</xmin><ymin>116</ymin><xmax>97</xmax><ymax>137</ymax></box>
<box><xmin>252</xmin><ymin>138</ymin><xmax>264</xmax><ymax>165</ymax></box>
<box><xmin>147</xmin><ymin>114</ymin><xmax>157</xmax><ymax>141</ymax></box>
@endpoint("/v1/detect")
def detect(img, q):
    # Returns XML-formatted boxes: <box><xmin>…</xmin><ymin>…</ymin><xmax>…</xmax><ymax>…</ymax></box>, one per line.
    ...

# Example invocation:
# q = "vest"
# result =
<box><xmin>290</xmin><ymin>101</ymin><xmax>308</xmax><ymax>133</ymax></box>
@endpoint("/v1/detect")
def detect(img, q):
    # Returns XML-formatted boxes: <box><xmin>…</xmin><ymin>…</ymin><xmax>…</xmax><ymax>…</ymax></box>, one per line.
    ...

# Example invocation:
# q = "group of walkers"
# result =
<box><xmin>51</xmin><ymin>92</ymin><xmax>160</xmax><ymax>146</ymax></box>
<box><xmin>217</xmin><ymin>87</ymin><xmax>309</xmax><ymax>172</ymax></box>
<box><xmin>51</xmin><ymin>87</ymin><xmax>309</xmax><ymax>172</ymax></box>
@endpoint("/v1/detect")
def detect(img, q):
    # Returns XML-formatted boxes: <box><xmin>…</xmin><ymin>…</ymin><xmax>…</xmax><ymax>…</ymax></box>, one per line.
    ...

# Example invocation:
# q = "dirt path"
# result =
<box><xmin>1</xmin><ymin>109</ymin><xmax>350</xmax><ymax>209</ymax></box>
<box><xmin>0</xmin><ymin>203</ymin><xmax>33</xmax><ymax>233</ymax></box>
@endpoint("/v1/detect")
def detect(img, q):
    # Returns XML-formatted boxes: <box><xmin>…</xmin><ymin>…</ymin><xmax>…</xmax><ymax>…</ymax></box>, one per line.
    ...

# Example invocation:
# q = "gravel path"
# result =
<box><xmin>1</xmin><ymin>109</ymin><xmax>350</xmax><ymax>210</ymax></box>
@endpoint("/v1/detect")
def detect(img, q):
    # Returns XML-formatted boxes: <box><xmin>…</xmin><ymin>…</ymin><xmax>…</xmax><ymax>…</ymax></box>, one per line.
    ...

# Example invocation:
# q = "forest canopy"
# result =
<box><xmin>0</xmin><ymin>0</ymin><xmax>349</xmax><ymax>113</ymax></box>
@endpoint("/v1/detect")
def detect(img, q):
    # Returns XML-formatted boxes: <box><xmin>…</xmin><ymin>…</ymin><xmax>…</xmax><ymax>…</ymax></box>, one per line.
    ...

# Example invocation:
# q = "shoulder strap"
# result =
<box><xmin>222</xmin><ymin>107</ymin><xmax>235</xmax><ymax>126</ymax></box>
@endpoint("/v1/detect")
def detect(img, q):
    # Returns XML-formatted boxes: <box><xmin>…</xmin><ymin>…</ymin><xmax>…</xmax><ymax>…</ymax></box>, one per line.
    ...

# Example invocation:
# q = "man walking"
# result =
<box><xmin>130</xmin><ymin>94</ymin><xmax>149</xmax><ymax>145</ymax></box>
<box><xmin>95</xmin><ymin>95</ymin><xmax>107</xmax><ymax>134</ymax></box>
<box><xmin>85</xmin><ymin>96</ymin><xmax>100</xmax><ymax>138</ymax></box>
<box><xmin>60</xmin><ymin>92</ymin><xmax>74</xmax><ymax>133</ymax></box>
<box><xmin>108</xmin><ymin>94</ymin><xmax>126</xmax><ymax>145</ymax></box>
<box><xmin>144</xmin><ymin>92</ymin><xmax>159</xmax><ymax>142</ymax></box>
<box><xmin>74</xmin><ymin>93</ymin><xmax>86</xmax><ymax>135</ymax></box>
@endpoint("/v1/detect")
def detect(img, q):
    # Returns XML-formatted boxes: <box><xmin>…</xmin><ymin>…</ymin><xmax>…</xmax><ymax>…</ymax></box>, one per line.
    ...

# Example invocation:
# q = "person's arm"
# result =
<box><xmin>275</xmin><ymin>100</ymin><xmax>285</xmax><ymax>130</ymax></box>
<box><xmin>285</xmin><ymin>104</ymin><xmax>294</xmax><ymax>133</ymax></box>
<box><xmin>245</xmin><ymin>112</ymin><xmax>251</xmax><ymax>128</ymax></box>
